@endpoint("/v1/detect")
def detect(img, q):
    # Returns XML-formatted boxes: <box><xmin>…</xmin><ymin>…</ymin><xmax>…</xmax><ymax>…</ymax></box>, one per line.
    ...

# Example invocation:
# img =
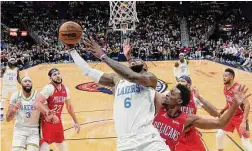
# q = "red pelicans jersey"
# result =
<box><xmin>180</xmin><ymin>92</ymin><xmax>197</xmax><ymax>115</ymax></box>
<box><xmin>224</xmin><ymin>82</ymin><xmax>244</xmax><ymax>116</ymax></box>
<box><xmin>153</xmin><ymin>107</ymin><xmax>187</xmax><ymax>151</ymax></box>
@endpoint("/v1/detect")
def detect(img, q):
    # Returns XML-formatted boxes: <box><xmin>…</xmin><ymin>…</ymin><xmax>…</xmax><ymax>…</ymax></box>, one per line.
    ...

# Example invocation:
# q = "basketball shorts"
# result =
<box><xmin>12</xmin><ymin>126</ymin><xmax>39</xmax><ymax>151</ymax></box>
<box><xmin>176</xmin><ymin>128</ymin><xmax>206</xmax><ymax>151</ymax></box>
<box><xmin>117</xmin><ymin>126</ymin><xmax>170</xmax><ymax>151</ymax></box>
<box><xmin>222</xmin><ymin>114</ymin><xmax>249</xmax><ymax>138</ymax></box>
<box><xmin>41</xmin><ymin>120</ymin><xmax>64</xmax><ymax>144</ymax></box>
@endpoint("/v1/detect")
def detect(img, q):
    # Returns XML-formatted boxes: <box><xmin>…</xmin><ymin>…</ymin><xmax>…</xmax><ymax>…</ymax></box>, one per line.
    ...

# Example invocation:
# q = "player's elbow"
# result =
<box><xmin>216</xmin><ymin>120</ymin><xmax>226</xmax><ymax>129</ymax></box>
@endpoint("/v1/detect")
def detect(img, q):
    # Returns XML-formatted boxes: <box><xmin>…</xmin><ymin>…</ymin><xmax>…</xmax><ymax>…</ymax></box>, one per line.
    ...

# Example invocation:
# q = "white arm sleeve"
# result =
<box><xmin>187</xmin><ymin>66</ymin><xmax>190</xmax><ymax>75</ymax></box>
<box><xmin>40</xmin><ymin>84</ymin><xmax>54</xmax><ymax>100</ymax></box>
<box><xmin>70</xmin><ymin>49</ymin><xmax>104</xmax><ymax>82</ymax></box>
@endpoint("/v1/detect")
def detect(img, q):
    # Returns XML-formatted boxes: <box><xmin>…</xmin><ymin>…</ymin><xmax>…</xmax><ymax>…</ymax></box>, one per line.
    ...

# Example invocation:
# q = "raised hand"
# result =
<box><xmin>191</xmin><ymin>86</ymin><xmax>200</xmax><ymax>98</ymax></box>
<box><xmin>83</xmin><ymin>37</ymin><xmax>105</xmax><ymax>59</ymax></box>
<box><xmin>11</xmin><ymin>102</ymin><xmax>22</xmax><ymax>112</ymax></box>
<box><xmin>45</xmin><ymin>110</ymin><xmax>59</xmax><ymax>124</ymax></box>
<box><xmin>233</xmin><ymin>85</ymin><xmax>251</xmax><ymax>105</ymax></box>
<box><xmin>123</xmin><ymin>38</ymin><xmax>132</xmax><ymax>60</ymax></box>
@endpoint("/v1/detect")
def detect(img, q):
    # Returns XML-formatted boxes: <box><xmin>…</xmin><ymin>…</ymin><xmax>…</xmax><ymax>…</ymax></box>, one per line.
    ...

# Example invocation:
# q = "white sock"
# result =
<box><xmin>216</xmin><ymin>129</ymin><xmax>226</xmax><ymax>149</ymax></box>
<box><xmin>241</xmin><ymin>137</ymin><xmax>252</xmax><ymax>151</ymax></box>
<box><xmin>40</xmin><ymin>142</ymin><xmax>49</xmax><ymax>151</ymax></box>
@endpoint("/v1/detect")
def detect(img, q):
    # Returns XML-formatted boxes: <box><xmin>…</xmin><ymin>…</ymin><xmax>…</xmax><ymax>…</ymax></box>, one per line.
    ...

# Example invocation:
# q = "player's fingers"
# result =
<box><xmin>240</xmin><ymin>85</ymin><xmax>245</xmax><ymax>92</ymax></box>
<box><xmin>244</xmin><ymin>88</ymin><xmax>248</xmax><ymax>94</ymax></box>
<box><xmin>245</xmin><ymin>93</ymin><xmax>252</xmax><ymax>99</ymax></box>
<box><xmin>237</xmin><ymin>84</ymin><xmax>242</xmax><ymax>92</ymax></box>
<box><xmin>84</xmin><ymin>41</ymin><xmax>92</xmax><ymax>47</ymax></box>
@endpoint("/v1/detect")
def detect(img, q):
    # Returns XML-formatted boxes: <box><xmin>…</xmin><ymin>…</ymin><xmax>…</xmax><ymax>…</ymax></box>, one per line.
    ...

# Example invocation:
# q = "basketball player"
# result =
<box><xmin>173</xmin><ymin>53</ymin><xmax>189</xmax><ymax>81</ymax></box>
<box><xmin>153</xmin><ymin>83</ymin><xmax>250</xmax><ymax>151</ymax></box>
<box><xmin>1</xmin><ymin>58</ymin><xmax>21</xmax><ymax>121</ymax></box>
<box><xmin>122</xmin><ymin>40</ymin><xmax>221</xmax><ymax>151</ymax></box>
<box><xmin>6</xmin><ymin>76</ymin><xmax>40</xmax><ymax>151</ymax></box>
<box><xmin>65</xmin><ymin>37</ymin><xmax>170</xmax><ymax>151</ymax></box>
<box><xmin>216</xmin><ymin>68</ymin><xmax>252</xmax><ymax>151</ymax></box>
<box><xmin>176</xmin><ymin>76</ymin><xmax>219</xmax><ymax>151</ymax></box>
<box><xmin>33</xmin><ymin>68</ymin><xmax>80</xmax><ymax>151</ymax></box>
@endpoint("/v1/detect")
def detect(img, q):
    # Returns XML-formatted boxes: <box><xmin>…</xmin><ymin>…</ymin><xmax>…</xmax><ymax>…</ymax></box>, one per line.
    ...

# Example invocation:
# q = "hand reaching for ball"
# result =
<box><xmin>83</xmin><ymin>37</ymin><xmax>105</xmax><ymax>59</ymax></box>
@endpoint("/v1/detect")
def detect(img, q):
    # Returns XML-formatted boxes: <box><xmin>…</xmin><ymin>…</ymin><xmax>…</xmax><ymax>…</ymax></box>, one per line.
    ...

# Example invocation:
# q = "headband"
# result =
<box><xmin>179</xmin><ymin>75</ymin><xmax>191</xmax><ymax>85</ymax></box>
<box><xmin>21</xmin><ymin>76</ymin><xmax>32</xmax><ymax>83</ymax></box>
<box><xmin>48</xmin><ymin>68</ymin><xmax>59</xmax><ymax>77</ymax></box>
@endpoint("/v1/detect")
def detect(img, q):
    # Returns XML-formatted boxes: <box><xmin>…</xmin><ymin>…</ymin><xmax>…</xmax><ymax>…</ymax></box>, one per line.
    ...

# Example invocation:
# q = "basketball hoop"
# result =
<box><xmin>109</xmin><ymin>1</ymin><xmax>138</xmax><ymax>32</ymax></box>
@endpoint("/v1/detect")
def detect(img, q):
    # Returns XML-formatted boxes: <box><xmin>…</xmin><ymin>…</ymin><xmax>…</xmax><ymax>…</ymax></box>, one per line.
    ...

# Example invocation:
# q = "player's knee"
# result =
<box><xmin>12</xmin><ymin>147</ymin><xmax>25</xmax><ymax>151</ymax></box>
<box><xmin>27</xmin><ymin>144</ymin><xmax>39</xmax><ymax>151</ymax></box>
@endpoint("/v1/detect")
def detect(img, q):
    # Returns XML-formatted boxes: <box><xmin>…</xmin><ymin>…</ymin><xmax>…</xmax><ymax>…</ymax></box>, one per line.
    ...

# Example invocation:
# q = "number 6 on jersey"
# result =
<box><xmin>124</xmin><ymin>97</ymin><xmax>131</xmax><ymax>108</ymax></box>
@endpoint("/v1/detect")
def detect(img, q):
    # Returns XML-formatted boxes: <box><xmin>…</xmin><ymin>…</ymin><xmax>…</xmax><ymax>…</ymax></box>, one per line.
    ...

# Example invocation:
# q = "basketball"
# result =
<box><xmin>58</xmin><ymin>21</ymin><xmax>82</xmax><ymax>44</ymax></box>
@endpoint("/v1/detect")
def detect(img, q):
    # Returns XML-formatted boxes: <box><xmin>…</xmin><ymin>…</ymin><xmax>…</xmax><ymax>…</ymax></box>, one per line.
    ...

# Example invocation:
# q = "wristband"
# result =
<box><xmin>100</xmin><ymin>54</ymin><xmax>107</xmax><ymax>61</ymax></box>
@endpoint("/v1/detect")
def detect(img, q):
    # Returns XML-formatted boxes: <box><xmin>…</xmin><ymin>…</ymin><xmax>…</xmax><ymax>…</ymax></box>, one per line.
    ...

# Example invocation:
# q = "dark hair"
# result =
<box><xmin>225</xmin><ymin>68</ymin><xmax>235</xmax><ymax>78</ymax></box>
<box><xmin>176</xmin><ymin>84</ymin><xmax>190</xmax><ymax>106</ymax></box>
<box><xmin>48</xmin><ymin>68</ymin><xmax>59</xmax><ymax>77</ymax></box>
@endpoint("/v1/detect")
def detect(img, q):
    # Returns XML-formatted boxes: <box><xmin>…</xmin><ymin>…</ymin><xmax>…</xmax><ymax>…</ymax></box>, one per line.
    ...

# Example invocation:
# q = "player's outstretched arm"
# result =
<box><xmin>185</xmin><ymin>85</ymin><xmax>251</xmax><ymax>129</ymax></box>
<box><xmin>83</xmin><ymin>37</ymin><xmax>157</xmax><ymax>89</ymax></box>
<box><xmin>192</xmin><ymin>87</ymin><xmax>219</xmax><ymax>117</ymax></box>
<box><xmin>33</xmin><ymin>93</ymin><xmax>50</xmax><ymax>115</ymax></box>
<box><xmin>69</xmin><ymin>48</ymin><xmax>118</xmax><ymax>87</ymax></box>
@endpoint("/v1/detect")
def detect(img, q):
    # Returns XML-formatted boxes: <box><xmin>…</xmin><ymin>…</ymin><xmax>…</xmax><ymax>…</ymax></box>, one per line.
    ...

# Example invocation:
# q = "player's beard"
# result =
<box><xmin>130</xmin><ymin>64</ymin><xmax>144</xmax><ymax>73</ymax></box>
<box><xmin>52</xmin><ymin>78</ymin><xmax>62</xmax><ymax>84</ymax></box>
<box><xmin>23</xmin><ymin>85</ymin><xmax>32</xmax><ymax>93</ymax></box>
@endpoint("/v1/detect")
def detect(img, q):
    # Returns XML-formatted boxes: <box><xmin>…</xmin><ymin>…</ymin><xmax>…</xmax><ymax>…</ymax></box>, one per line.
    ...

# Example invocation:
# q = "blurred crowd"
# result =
<box><xmin>1</xmin><ymin>1</ymin><xmax>251</xmax><ymax>70</ymax></box>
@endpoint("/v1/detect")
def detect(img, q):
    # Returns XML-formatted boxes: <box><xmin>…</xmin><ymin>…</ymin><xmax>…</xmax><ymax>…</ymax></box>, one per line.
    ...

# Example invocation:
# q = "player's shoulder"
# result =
<box><xmin>11</xmin><ymin>91</ymin><xmax>20</xmax><ymax>97</ymax></box>
<box><xmin>41</xmin><ymin>83</ymin><xmax>55</xmax><ymax>92</ymax></box>
<box><xmin>10</xmin><ymin>91</ymin><xmax>20</xmax><ymax>100</ymax></box>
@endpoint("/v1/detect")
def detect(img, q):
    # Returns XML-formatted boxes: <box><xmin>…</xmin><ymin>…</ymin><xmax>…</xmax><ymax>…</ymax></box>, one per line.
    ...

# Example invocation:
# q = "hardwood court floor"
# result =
<box><xmin>1</xmin><ymin>60</ymin><xmax>252</xmax><ymax>151</ymax></box>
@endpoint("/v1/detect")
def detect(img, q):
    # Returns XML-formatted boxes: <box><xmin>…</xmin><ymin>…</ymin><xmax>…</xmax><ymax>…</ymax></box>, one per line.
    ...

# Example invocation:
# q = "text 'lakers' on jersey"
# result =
<box><xmin>153</xmin><ymin>107</ymin><xmax>187</xmax><ymax>151</ymax></box>
<box><xmin>114</xmin><ymin>79</ymin><xmax>156</xmax><ymax>136</ymax></box>
<box><xmin>3</xmin><ymin>67</ymin><xmax>18</xmax><ymax>87</ymax></box>
<box><xmin>10</xmin><ymin>90</ymin><xmax>40</xmax><ymax>127</ymax></box>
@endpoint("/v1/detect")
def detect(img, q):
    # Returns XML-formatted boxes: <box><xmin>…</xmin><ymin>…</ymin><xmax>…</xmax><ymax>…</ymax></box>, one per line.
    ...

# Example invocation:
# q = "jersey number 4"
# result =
<box><xmin>124</xmin><ymin>97</ymin><xmax>131</xmax><ymax>108</ymax></box>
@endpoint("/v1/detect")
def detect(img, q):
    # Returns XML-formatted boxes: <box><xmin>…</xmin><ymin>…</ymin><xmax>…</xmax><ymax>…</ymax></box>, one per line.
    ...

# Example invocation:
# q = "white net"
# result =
<box><xmin>109</xmin><ymin>1</ymin><xmax>138</xmax><ymax>30</ymax></box>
